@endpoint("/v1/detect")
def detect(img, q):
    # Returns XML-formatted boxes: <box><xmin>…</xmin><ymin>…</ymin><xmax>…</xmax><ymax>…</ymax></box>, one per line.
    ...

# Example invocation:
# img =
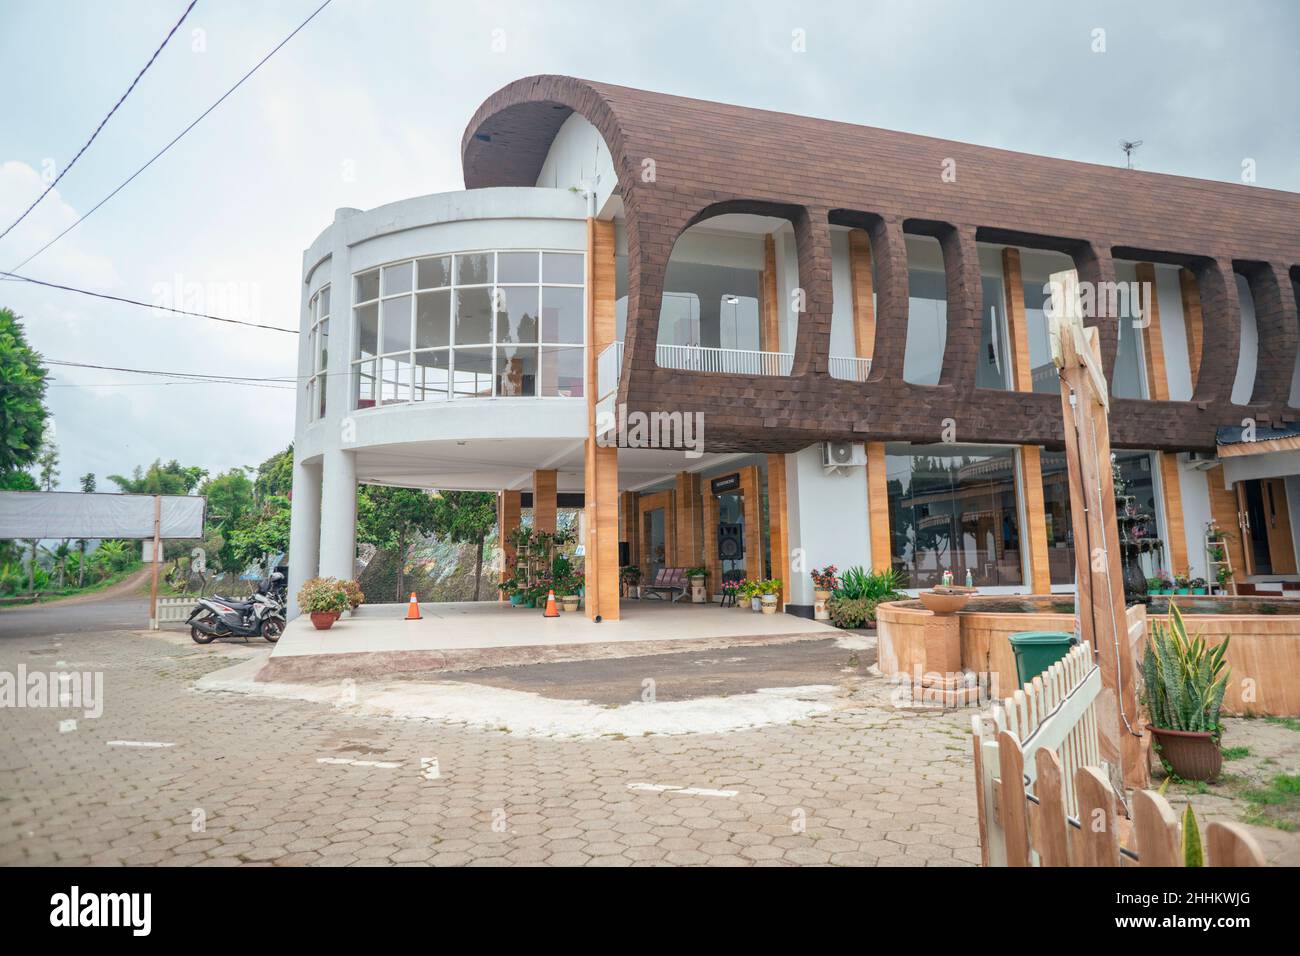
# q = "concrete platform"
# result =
<box><xmin>261</xmin><ymin>600</ymin><xmax>840</xmax><ymax>682</ymax></box>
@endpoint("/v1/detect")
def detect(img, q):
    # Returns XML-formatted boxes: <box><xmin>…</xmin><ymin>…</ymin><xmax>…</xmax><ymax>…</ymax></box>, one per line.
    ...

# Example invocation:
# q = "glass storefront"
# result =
<box><xmin>886</xmin><ymin>443</ymin><xmax>1024</xmax><ymax>588</ymax></box>
<box><xmin>1039</xmin><ymin>449</ymin><xmax>1076</xmax><ymax>585</ymax></box>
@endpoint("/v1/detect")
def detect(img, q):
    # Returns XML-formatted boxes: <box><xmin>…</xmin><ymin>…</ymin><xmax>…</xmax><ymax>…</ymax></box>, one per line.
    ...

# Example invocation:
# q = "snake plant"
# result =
<box><xmin>1140</xmin><ymin>603</ymin><xmax>1231</xmax><ymax>739</ymax></box>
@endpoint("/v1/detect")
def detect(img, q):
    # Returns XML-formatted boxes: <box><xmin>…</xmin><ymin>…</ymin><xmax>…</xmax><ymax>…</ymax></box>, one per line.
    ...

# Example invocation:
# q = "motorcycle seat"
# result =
<box><xmin>211</xmin><ymin>595</ymin><xmax>255</xmax><ymax>610</ymax></box>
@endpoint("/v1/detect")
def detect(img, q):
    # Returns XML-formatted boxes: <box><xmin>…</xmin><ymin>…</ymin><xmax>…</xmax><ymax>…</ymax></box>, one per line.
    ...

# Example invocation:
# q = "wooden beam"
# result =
<box><xmin>761</xmin><ymin>234</ymin><xmax>780</xmax><ymax>352</ymax></box>
<box><xmin>1179</xmin><ymin>267</ymin><xmax>1204</xmax><ymax>391</ymax></box>
<box><xmin>1002</xmin><ymin>247</ymin><xmax>1034</xmax><ymax>392</ymax></box>
<box><xmin>583</xmin><ymin>217</ymin><xmax>619</xmax><ymax>621</ymax></box>
<box><xmin>848</xmin><ymin>228</ymin><xmax>876</xmax><ymax>361</ymax></box>
<box><xmin>673</xmin><ymin>471</ymin><xmax>703</xmax><ymax>567</ymax></box>
<box><xmin>766</xmin><ymin>454</ymin><xmax>790</xmax><ymax>605</ymax></box>
<box><xmin>701</xmin><ymin>486</ymin><xmax>720</xmax><ymax>595</ymax></box>
<box><xmin>866</xmin><ymin>442</ymin><xmax>892</xmax><ymax>573</ymax></box>
<box><xmin>533</xmin><ymin>469</ymin><xmax>557</xmax><ymax>534</ymax></box>
<box><xmin>1206</xmin><ymin>465</ymin><xmax>1249</xmax><ymax>581</ymax></box>
<box><xmin>1020</xmin><ymin>445</ymin><xmax>1052</xmax><ymax>594</ymax></box>
<box><xmin>739</xmin><ymin>464</ymin><xmax>763</xmax><ymax>582</ymax></box>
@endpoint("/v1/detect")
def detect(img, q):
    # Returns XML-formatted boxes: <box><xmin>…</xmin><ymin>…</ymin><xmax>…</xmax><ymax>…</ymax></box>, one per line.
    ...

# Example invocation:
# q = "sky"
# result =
<box><xmin>1</xmin><ymin>0</ymin><xmax>1297</xmax><ymax>490</ymax></box>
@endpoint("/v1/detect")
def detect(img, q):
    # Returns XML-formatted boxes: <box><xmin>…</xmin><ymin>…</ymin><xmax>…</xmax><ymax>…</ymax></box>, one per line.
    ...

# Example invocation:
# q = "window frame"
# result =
<box><xmin>306</xmin><ymin>284</ymin><xmax>330</xmax><ymax>422</ymax></box>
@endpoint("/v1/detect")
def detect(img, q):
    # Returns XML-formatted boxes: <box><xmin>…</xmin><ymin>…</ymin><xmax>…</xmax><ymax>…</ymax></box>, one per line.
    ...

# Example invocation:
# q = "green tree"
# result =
<box><xmin>253</xmin><ymin>445</ymin><xmax>293</xmax><ymax>502</ymax></box>
<box><xmin>199</xmin><ymin>469</ymin><xmax>255</xmax><ymax>571</ymax></box>
<box><xmin>227</xmin><ymin>496</ymin><xmax>291</xmax><ymax>571</ymax></box>
<box><xmin>36</xmin><ymin>438</ymin><xmax>59</xmax><ymax>491</ymax></box>
<box><xmin>430</xmin><ymin>491</ymin><xmax>498</xmax><ymax>601</ymax></box>
<box><xmin>76</xmin><ymin>472</ymin><xmax>95</xmax><ymax>586</ymax></box>
<box><xmin>357</xmin><ymin>485</ymin><xmax>439</xmax><ymax>600</ymax></box>
<box><xmin>0</xmin><ymin>308</ymin><xmax>49</xmax><ymax>477</ymax></box>
<box><xmin>108</xmin><ymin>459</ymin><xmax>207</xmax><ymax>495</ymax></box>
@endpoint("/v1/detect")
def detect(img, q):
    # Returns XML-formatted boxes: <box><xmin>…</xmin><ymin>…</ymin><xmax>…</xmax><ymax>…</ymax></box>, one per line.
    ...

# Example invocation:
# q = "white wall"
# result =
<box><xmin>534</xmin><ymin>113</ymin><xmax>616</xmax><ymax>213</ymax></box>
<box><xmin>1232</xmin><ymin>274</ymin><xmax>1258</xmax><ymax>405</ymax></box>
<box><xmin>1156</xmin><ymin>264</ymin><xmax>1194</xmax><ymax>401</ymax></box>
<box><xmin>783</xmin><ymin>445</ymin><xmax>871</xmax><ymax>607</ymax></box>
<box><xmin>1176</xmin><ymin>461</ymin><xmax>1213</xmax><ymax>581</ymax></box>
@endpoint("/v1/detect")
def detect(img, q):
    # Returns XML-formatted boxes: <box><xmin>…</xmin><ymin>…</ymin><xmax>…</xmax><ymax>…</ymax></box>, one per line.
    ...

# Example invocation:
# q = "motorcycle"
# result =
<box><xmin>187</xmin><ymin>571</ymin><xmax>286</xmax><ymax>645</ymax></box>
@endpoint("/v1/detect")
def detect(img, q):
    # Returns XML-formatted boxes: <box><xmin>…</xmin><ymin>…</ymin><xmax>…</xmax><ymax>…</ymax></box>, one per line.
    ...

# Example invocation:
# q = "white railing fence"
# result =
<box><xmin>655</xmin><ymin>343</ymin><xmax>793</xmax><ymax>377</ymax></box>
<box><xmin>829</xmin><ymin>355</ymin><xmax>872</xmax><ymax>382</ymax></box>
<box><xmin>154</xmin><ymin>597</ymin><xmax>194</xmax><ymax>628</ymax></box>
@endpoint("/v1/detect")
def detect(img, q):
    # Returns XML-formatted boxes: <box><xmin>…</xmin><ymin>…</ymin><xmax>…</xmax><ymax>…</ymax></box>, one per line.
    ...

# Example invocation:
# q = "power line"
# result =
<box><xmin>4</xmin><ymin>0</ymin><xmax>334</xmax><ymax>275</ymax></box>
<box><xmin>45</xmin><ymin>358</ymin><xmax>299</xmax><ymax>385</ymax></box>
<box><xmin>1</xmin><ymin>270</ymin><xmax>298</xmax><ymax>334</ymax></box>
<box><xmin>0</xmin><ymin>1</ymin><xmax>199</xmax><ymax>244</ymax></box>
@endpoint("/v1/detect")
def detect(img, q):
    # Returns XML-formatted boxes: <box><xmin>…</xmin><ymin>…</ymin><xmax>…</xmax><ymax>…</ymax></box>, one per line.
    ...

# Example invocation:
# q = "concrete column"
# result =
<box><xmin>785</xmin><ymin>445</ymin><xmax>871</xmax><ymax>612</ymax></box>
<box><xmin>319</xmin><ymin>447</ymin><xmax>357</xmax><ymax>581</ymax></box>
<box><xmin>286</xmin><ymin>458</ymin><xmax>321</xmax><ymax>619</ymax></box>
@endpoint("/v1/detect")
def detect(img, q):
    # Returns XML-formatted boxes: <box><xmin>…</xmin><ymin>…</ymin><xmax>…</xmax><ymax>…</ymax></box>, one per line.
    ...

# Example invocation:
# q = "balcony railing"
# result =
<box><xmin>601</xmin><ymin>342</ymin><xmax>874</xmax><ymax>386</ymax></box>
<box><xmin>656</xmin><ymin>343</ymin><xmax>793</xmax><ymax>376</ymax></box>
<box><xmin>829</xmin><ymin>355</ymin><xmax>872</xmax><ymax>382</ymax></box>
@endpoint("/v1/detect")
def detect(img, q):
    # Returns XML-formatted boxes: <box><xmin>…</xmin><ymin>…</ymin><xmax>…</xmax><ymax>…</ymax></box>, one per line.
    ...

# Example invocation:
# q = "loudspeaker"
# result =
<box><xmin>717</xmin><ymin>523</ymin><xmax>743</xmax><ymax>561</ymax></box>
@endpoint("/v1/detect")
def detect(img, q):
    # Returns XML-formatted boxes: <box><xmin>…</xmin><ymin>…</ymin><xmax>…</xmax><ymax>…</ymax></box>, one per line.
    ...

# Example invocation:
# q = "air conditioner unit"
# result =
<box><xmin>822</xmin><ymin>441</ymin><xmax>866</xmax><ymax>468</ymax></box>
<box><xmin>1181</xmin><ymin>451</ymin><xmax>1219</xmax><ymax>471</ymax></box>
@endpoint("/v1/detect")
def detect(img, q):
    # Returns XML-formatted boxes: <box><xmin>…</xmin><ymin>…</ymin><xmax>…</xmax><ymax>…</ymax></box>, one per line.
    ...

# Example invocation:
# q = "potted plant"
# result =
<box><xmin>297</xmin><ymin>577</ymin><xmax>349</xmax><ymax>630</ymax></box>
<box><xmin>1146</xmin><ymin>576</ymin><xmax>1165</xmax><ymax>596</ymax></box>
<box><xmin>498</xmin><ymin>574</ymin><xmax>524</xmax><ymax>606</ymax></box>
<box><xmin>1216</xmin><ymin>565</ymin><xmax>1234</xmax><ymax>592</ymax></box>
<box><xmin>560</xmin><ymin>570</ymin><xmax>582</xmax><ymax>612</ymax></box>
<box><xmin>620</xmin><ymin>565</ymin><xmax>642</xmax><ymax>599</ymax></box>
<box><xmin>1173</xmin><ymin>571</ymin><xmax>1191</xmax><ymax>595</ymax></box>
<box><xmin>1190</xmin><ymin>577</ymin><xmax>1208</xmax><ymax>596</ymax></box>
<box><xmin>1141</xmin><ymin>604</ymin><xmax>1230</xmax><ymax>782</ymax></box>
<box><xmin>339</xmin><ymin>578</ymin><xmax>366</xmax><ymax>614</ymax></box>
<box><xmin>759</xmin><ymin>579</ymin><xmax>782</xmax><ymax>614</ymax></box>
<box><xmin>744</xmin><ymin>580</ymin><xmax>762</xmax><ymax>611</ymax></box>
<box><xmin>685</xmin><ymin>565</ymin><xmax>709</xmax><ymax>603</ymax></box>
<box><xmin>810</xmin><ymin>565</ymin><xmax>839</xmax><ymax>621</ymax></box>
<box><xmin>729</xmin><ymin>578</ymin><xmax>750</xmax><ymax>610</ymax></box>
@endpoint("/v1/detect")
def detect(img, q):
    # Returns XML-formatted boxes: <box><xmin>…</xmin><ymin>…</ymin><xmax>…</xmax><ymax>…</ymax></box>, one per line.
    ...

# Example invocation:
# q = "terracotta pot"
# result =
<box><xmin>1147</xmin><ymin>724</ymin><xmax>1222</xmax><ymax>782</ymax></box>
<box><xmin>310</xmin><ymin>611</ymin><xmax>340</xmax><ymax>631</ymax></box>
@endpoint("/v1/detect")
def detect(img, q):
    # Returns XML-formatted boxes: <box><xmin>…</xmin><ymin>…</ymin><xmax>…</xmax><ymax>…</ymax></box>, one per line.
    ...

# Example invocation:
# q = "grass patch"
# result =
<box><xmin>1264</xmin><ymin>716</ymin><xmax>1300</xmax><ymax>733</ymax></box>
<box><xmin>1240</xmin><ymin>774</ymin><xmax>1300</xmax><ymax>831</ymax></box>
<box><xmin>1221</xmin><ymin>746</ymin><xmax>1251</xmax><ymax>760</ymax></box>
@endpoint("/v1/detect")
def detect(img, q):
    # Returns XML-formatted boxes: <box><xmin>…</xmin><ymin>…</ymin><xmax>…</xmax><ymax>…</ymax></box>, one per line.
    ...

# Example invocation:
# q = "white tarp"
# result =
<box><xmin>0</xmin><ymin>491</ymin><xmax>206</xmax><ymax>539</ymax></box>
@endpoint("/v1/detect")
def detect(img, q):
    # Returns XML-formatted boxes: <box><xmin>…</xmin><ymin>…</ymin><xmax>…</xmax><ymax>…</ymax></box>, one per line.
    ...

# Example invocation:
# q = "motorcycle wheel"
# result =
<box><xmin>262</xmin><ymin>618</ymin><xmax>284</xmax><ymax>643</ymax></box>
<box><xmin>190</xmin><ymin>614</ymin><xmax>218</xmax><ymax>645</ymax></box>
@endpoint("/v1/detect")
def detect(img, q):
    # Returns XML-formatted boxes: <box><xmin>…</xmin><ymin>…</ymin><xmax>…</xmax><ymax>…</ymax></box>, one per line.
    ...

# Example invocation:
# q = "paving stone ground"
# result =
<box><xmin>1</xmin><ymin>625</ymin><xmax>1293</xmax><ymax>866</ymax></box>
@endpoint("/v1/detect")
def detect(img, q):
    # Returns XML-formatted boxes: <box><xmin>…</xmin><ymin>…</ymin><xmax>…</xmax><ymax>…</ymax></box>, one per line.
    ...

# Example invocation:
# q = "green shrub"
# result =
<box><xmin>1141</xmin><ymin>603</ymin><xmax>1230</xmax><ymax>738</ymax></box>
<box><xmin>836</xmin><ymin>566</ymin><xmax>905</xmax><ymax>602</ymax></box>
<box><xmin>828</xmin><ymin>595</ymin><xmax>874</xmax><ymax>629</ymax></box>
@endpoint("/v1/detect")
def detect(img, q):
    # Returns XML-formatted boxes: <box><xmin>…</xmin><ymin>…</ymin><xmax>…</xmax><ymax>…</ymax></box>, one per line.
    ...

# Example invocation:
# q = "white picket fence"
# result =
<box><xmin>972</xmin><ymin>640</ymin><xmax>1101</xmax><ymax>865</ymax></box>
<box><xmin>152</xmin><ymin>597</ymin><xmax>195</xmax><ymax>628</ymax></box>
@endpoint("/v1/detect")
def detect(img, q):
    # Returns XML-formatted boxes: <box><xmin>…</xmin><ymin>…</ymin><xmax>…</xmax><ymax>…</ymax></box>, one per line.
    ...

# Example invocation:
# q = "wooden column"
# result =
<box><xmin>761</xmin><ymin>234</ymin><xmax>780</xmax><ymax>352</ymax></box>
<box><xmin>701</xmin><ymin>487</ymin><xmax>720</xmax><ymax>595</ymax></box>
<box><xmin>498</xmin><ymin>490</ymin><xmax>522</xmax><ymax>599</ymax></box>
<box><xmin>866</xmin><ymin>442</ymin><xmax>892</xmax><ymax>573</ymax></box>
<box><xmin>1003</xmin><ymin>248</ymin><xmax>1053</xmax><ymax>593</ymax></box>
<box><xmin>848</xmin><ymin>228</ymin><xmax>876</xmax><ymax>360</ymax></box>
<box><xmin>1179</xmin><ymin>268</ymin><xmax>1204</xmax><ymax>391</ymax></box>
<box><xmin>533</xmin><ymin>469</ymin><xmax>557</xmax><ymax>534</ymax></box>
<box><xmin>766</xmin><ymin>454</ymin><xmax>791</xmax><ymax>606</ymax></box>
<box><xmin>739</xmin><ymin>464</ymin><xmax>763</xmax><ymax>582</ymax></box>
<box><xmin>1206</xmin><ymin>465</ymin><xmax>1249</xmax><ymax>580</ymax></box>
<box><xmin>1135</xmin><ymin>262</ymin><xmax>1189</xmax><ymax>573</ymax></box>
<box><xmin>583</xmin><ymin>217</ymin><xmax>620</xmax><ymax>621</ymax></box>
<box><xmin>673</xmin><ymin>472</ymin><xmax>703</xmax><ymax>568</ymax></box>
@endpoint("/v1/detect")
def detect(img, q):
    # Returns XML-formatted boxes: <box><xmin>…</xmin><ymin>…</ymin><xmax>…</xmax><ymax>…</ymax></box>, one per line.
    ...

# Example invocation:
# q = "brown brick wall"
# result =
<box><xmin>463</xmin><ymin>76</ymin><xmax>1300</xmax><ymax>454</ymax></box>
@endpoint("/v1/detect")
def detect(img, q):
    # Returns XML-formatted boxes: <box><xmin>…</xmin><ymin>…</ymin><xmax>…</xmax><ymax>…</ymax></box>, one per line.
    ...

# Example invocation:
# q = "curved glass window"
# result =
<box><xmin>351</xmin><ymin>250</ymin><xmax>585</xmax><ymax>408</ymax></box>
<box><xmin>306</xmin><ymin>285</ymin><xmax>329</xmax><ymax>420</ymax></box>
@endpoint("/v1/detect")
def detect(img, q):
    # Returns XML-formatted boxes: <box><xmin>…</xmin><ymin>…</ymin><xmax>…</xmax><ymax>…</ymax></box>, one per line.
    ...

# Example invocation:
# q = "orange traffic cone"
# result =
<box><xmin>405</xmin><ymin>592</ymin><xmax>422</xmax><ymax>620</ymax></box>
<box><xmin>543</xmin><ymin>589</ymin><xmax>559</xmax><ymax>618</ymax></box>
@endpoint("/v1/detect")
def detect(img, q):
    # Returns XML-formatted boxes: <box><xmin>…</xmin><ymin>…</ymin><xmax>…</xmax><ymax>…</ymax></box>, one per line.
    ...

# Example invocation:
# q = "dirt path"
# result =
<box><xmin>0</xmin><ymin>567</ymin><xmax>152</xmax><ymax>612</ymax></box>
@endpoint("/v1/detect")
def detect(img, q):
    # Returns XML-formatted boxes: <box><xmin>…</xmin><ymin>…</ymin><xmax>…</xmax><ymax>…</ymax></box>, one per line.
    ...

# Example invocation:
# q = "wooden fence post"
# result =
<box><xmin>1206</xmin><ymin>822</ymin><xmax>1267</xmax><ymax>867</ymax></box>
<box><xmin>1074</xmin><ymin>767</ymin><xmax>1120</xmax><ymax>866</ymax></box>
<box><xmin>1033</xmin><ymin>748</ymin><xmax>1071</xmax><ymax>866</ymax></box>
<box><xmin>1131</xmin><ymin>789</ymin><xmax>1181</xmax><ymax>866</ymax></box>
<box><xmin>997</xmin><ymin>730</ymin><xmax>1031</xmax><ymax>866</ymax></box>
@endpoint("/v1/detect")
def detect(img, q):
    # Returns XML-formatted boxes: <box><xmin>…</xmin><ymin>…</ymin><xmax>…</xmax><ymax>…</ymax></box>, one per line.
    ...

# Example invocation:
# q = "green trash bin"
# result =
<box><xmin>1008</xmin><ymin>631</ymin><xmax>1076</xmax><ymax>686</ymax></box>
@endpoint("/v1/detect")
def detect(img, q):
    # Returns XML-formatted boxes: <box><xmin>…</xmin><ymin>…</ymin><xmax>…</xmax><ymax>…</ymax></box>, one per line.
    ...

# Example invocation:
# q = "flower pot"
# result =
<box><xmin>760</xmin><ymin>593</ymin><xmax>778</xmax><ymax>615</ymax></box>
<box><xmin>310</xmin><ymin>611</ymin><xmax>340</xmax><ymax>631</ymax></box>
<box><xmin>750</xmin><ymin>597</ymin><xmax>762</xmax><ymax>612</ymax></box>
<box><xmin>562</xmin><ymin>595</ymin><xmax>579</xmax><ymax>612</ymax></box>
<box><xmin>814</xmin><ymin>589</ymin><xmax>832</xmax><ymax>621</ymax></box>
<box><xmin>509</xmin><ymin>593</ymin><xmax>524</xmax><ymax>606</ymax></box>
<box><xmin>1176</xmin><ymin>588</ymin><xmax>1190</xmax><ymax>595</ymax></box>
<box><xmin>1147</xmin><ymin>725</ymin><xmax>1222</xmax><ymax>782</ymax></box>
<box><xmin>1192</xmin><ymin>587</ymin><xmax>1207</xmax><ymax>595</ymax></box>
<box><xmin>689</xmin><ymin>576</ymin><xmax>706</xmax><ymax>603</ymax></box>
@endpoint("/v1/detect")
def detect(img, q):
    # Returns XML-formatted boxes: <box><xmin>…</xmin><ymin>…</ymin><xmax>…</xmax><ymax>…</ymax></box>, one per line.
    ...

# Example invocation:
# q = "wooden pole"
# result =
<box><xmin>1052</xmin><ymin>271</ymin><xmax>1148</xmax><ymax>791</ymax></box>
<box><xmin>149</xmin><ymin>494</ymin><xmax>161</xmax><ymax>630</ymax></box>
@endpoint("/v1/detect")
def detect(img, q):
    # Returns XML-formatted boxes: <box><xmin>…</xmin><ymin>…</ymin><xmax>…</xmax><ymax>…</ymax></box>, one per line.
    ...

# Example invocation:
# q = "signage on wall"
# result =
<box><xmin>711</xmin><ymin>473</ymin><xmax>741</xmax><ymax>495</ymax></box>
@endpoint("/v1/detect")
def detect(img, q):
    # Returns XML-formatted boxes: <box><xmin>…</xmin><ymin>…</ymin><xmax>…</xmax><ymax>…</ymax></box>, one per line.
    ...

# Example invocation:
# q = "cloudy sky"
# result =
<box><xmin>1</xmin><ymin>0</ymin><xmax>1296</xmax><ymax>489</ymax></box>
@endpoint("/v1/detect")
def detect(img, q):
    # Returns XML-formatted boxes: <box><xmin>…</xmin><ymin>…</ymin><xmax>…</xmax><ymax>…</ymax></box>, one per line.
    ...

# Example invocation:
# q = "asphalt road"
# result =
<box><xmin>0</xmin><ymin>592</ymin><xmax>151</xmax><ymax>640</ymax></box>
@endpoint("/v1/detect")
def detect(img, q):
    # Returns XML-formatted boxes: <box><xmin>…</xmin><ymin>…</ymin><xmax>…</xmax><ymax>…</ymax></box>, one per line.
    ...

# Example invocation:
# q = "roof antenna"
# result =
<box><xmin>1119</xmin><ymin>140</ymin><xmax>1143</xmax><ymax>169</ymax></box>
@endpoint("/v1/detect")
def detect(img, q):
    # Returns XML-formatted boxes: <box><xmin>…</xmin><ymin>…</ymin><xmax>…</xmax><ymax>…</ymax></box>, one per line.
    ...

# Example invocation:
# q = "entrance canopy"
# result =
<box><xmin>0</xmin><ymin>491</ymin><xmax>206</xmax><ymax>539</ymax></box>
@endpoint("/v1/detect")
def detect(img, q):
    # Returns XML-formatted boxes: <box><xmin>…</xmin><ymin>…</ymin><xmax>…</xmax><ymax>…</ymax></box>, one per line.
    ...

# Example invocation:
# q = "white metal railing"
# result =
<box><xmin>829</xmin><ymin>355</ymin><xmax>872</xmax><ymax>382</ymax></box>
<box><xmin>597</xmin><ymin>341</ymin><xmax>624</xmax><ymax>400</ymax></box>
<box><xmin>655</xmin><ymin>343</ymin><xmax>793</xmax><ymax>376</ymax></box>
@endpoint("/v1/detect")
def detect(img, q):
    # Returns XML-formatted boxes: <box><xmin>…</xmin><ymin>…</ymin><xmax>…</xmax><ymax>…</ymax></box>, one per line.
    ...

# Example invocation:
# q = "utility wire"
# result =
<box><xmin>4</xmin><ymin>0</ymin><xmax>333</xmax><ymax>275</ymax></box>
<box><xmin>1</xmin><ymin>270</ymin><xmax>298</xmax><ymax>334</ymax></box>
<box><xmin>0</xmin><ymin>1</ymin><xmax>199</xmax><ymax>244</ymax></box>
<box><xmin>46</xmin><ymin>358</ymin><xmax>298</xmax><ymax>384</ymax></box>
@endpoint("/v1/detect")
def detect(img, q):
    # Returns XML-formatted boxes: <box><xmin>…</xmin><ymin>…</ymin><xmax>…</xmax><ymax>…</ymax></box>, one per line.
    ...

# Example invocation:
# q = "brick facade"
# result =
<box><xmin>463</xmin><ymin>75</ymin><xmax>1300</xmax><ymax>454</ymax></box>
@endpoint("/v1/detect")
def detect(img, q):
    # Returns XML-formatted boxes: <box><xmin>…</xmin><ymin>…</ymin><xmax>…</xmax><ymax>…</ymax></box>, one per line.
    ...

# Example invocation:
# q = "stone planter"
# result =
<box><xmin>760</xmin><ymin>593</ymin><xmax>778</xmax><ymax>615</ymax></box>
<box><xmin>561</xmin><ymin>595</ymin><xmax>580</xmax><ymax>612</ymax></box>
<box><xmin>310</xmin><ymin>611</ymin><xmax>340</xmax><ymax>631</ymax></box>
<box><xmin>689</xmin><ymin>576</ymin><xmax>707</xmax><ymax>603</ymax></box>
<box><xmin>814</xmin><ymin>589</ymin><xmax>832</xmax><ymax>621</ymax></box>
<box><xmin>508</xmin><ymin>593</ymin><xmax>524</xmax><ymax>606</ymax></box>
<box><xmin>1148</xmin><ymin>725</ymin><xmax>1222</xmax><ymax>782</ymax></box>
<box><xmin>919</xmin><ymin>590</ymin><xmax>971</xmax><ymax>615</ymax></box>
